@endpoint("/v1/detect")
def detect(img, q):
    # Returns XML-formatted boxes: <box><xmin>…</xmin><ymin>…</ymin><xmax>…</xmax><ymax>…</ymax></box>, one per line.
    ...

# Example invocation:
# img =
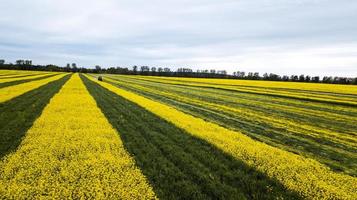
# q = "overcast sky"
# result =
<box><xmin>1</xmin><ymin>0</ymin><xmax>357</xmax><ymax>76</ymax></box>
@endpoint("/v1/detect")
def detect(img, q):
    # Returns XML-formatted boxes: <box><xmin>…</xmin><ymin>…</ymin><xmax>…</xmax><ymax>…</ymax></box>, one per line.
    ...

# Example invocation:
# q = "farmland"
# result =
<box><xmin>0</xmin><ymin>70</ymin><xmax>356</xmax><ymax>199</ymax></box>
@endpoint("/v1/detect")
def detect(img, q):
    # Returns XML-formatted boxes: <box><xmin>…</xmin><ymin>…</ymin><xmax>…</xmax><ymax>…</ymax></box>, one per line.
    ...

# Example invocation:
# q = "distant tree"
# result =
<box><xmin>305</xmin><ymin>75</ymin><xmax>311</xmax><ymax>82</ymax></box>
<box><xmin>246</xmin><ymin>72</ymin><xmax>260</xmax><ymax>80</ymax></box>
<box><xmin>338</xmin><ymin>77</ymin><xmax>348</xmax><ymax>84</ymax></box>
<box><xmin>79</xmin><ymin>67</ymin><xmax>88</xmax><ymax>73</ymax></box>
<box><xmin>322</xmin><ymin>76</ymin><xmax>333</xmax><ymax>83</ymax></box>
<box><xmin>0</xmin><ymin>59</ymin><xmax>4</xmax><ymax>65</ymax></box>
<box><xmin>63</xmin><ymin>63</ymin><xmax>71</xmax><ymax>72</ymax></box>
<box><xmin>263</xmin><ymin>73</ymin><xmax>269</xmax><ymax>80</ymax></box>
<box><xmin>177</xmin><ymin>68</ymin><xmax>193</xmax><ymax>73</ymax></box>
<box><xmin>290</xmin><ymin>75</ymin><xmax>298</xmax><ymax>81</ymax></box>
<box><xmin>238</xmin><ymin>71</ymin><xmax>245</xmax><ymax>78</ymax></box>
<box><xmin>16</xmin><ymin>60</ymin><xmax>25</xmax><ymax>65</ymax></box>
<box><xmin>140</xmin><ymin>66</ymin><xmax>150</xmax><ymax>75</ymax></box>
<box><xmin>158</xmin><ymin>67</ymin><xmax>163</xmax><ymax>73</ymax></box>
<box><xmin>253</xmin><ymin>72</ymin><xmax>260</xmax><ymax>80</ymax></box>
<box><xmin>95</xmin><ymin>65</ymin><xmax>101</xmax><ymax>73</ymax></box>
<box><xmin>282</xmin><ymin>75</ymin><xmax>289</xmax><ymax>81</ymax></box>
<box><xmin>71</xmin><ymin>63</ymin><xmax>78</xmax><ymax>72</ymax></box>
<box><xmin>299</xmin><ymin>74</ymin><xmax>305</xmax><ymax>82</ymax></box>
<box><xmin>233</xmin><ymin>71</ymin><xmax>247</xmax><ymax>78</ymax></box>
<box><xmin>151</xmin><ymin>67</ymin><xmax>157</xmax><ymax>73</ymax></box>
<box><xmin>346</xmin><ymin>78</ymin><xmax>354</xmax><ymax>84</ymax></box>
<box><xmin>108</xmin><ymin>66</ymin><xmax>129</xmax><ymax>75</ymax></box>
<box><xmin>312</xmin><ymin>76</ymin><xmax>320</xmax><ymax>83</ymax></box>
<box><xmin>353</xmin><ymin>78</ymin><xmax>357</xmax><ymax>85</ymax></box>
<box><xmin>269</xmin><ymin>73</ymin><xmax>281</xmax><ymax>81</ymax></box>
<box><xmin>106</xmin><ymin>67</ymin><xmax>116</xmax><ymax>74</ymax></box>
<box><xmin>25</xmin><ymin>60</ymin><xmax>32</xmax><ymax>65</ymax></box>
<box><xmin>132</xmin><ymin>65</ymin><xmax>138</xmax><ymax>74</ymax></box>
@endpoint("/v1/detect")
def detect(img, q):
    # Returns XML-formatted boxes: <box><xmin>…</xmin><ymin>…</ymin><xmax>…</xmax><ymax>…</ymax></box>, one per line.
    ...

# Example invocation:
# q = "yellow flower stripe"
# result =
<box><xmin>85</xmin><ymin>74</ymin><xmax>357</xmax><ymax>199</ymax></box>
<box><xmin>133</xmin><ymin>75</ymin><xmax>357</xmax><ymax>95</ymax></box>
<box><xmin>0</xmin><ymin>74</ymin><xmax>157</xmax><ymax>199</ymax></box>
<box><xmin>0</xmin><ymin>74</ymin><xmax>68</xmax><ymax>103</ymax></box>
<box><xmin>0</xmin><ymin>70</ymin><xmax>40</xmax><ymax>75</ymax></box>
<box><xmin>105</xmin><ymin>77</ymin><xmax>356</xmax><ymax>148</ymax></box>
<box><xmin>0</xmin><ymin>73</ymin><xmax>56</xmax><ymax>83</ymax></box>
<box><xmin>0</xmin><ymin>71</ymin><xmax>45</xmax><ymax>78</ymax></box>
<box><xmin>129</xmin><ymin>76</ymin><xmax>357</xmax><ymax>105</ymax></box>
<box><xmin>0</xmin><ymin>72</ymin><xmax>49</xmax><ymax>79</ymax></box>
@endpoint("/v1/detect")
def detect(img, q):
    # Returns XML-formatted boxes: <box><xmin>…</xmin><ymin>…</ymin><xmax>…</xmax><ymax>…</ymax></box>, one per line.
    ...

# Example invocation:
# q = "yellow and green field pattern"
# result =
<box><xmin>0</xmin><ymin>70</ymin><xmax>356</xmax><ymax>199</ymax></box>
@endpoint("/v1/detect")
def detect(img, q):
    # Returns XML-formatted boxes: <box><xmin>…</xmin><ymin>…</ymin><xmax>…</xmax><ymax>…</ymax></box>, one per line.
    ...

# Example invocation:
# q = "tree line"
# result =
<box><xmin>0</xmin><ymin>59</ymin><xmax>356</xmax><ymax>85</ymax></box>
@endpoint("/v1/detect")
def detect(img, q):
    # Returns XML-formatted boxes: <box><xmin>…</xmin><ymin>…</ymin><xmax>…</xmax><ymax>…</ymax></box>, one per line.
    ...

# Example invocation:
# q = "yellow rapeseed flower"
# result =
<box><xmin>128</xmin><ymin>75</ymin><xmax>357</xmax><ymax>106</ymax></box>
<box><xmin>0</xmin><ymin>72</ymin><xmax>58</xmax><ymax>83</ymax></box>
<box><xmin>0</xmin><ymin>73</ymin><xmax>67</xmax><ymax>103</ymax></box>
<box><xmin>0</xmin><ymin>74</ymin><xmax>157</xmax><ymax>199</ymax></box>
<box><xmin>0</xmin><ymin>70</ymin><xmax>40</xmax><ymax>75</ymax></box>
<box><xmin>133</xmin><ymin>75</ymin><xmax>357</xmax><ymax>95</ymax></box>
<box><xmin>0</xmin><ymin>73</ymin><xmax>57</xmax><ymax>83</ymax></box>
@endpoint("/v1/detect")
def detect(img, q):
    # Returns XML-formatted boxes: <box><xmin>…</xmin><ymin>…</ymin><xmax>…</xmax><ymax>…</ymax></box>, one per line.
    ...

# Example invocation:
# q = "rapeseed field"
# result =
<box><xmin>0</xmin><ymin>70</ymin><xmax>356</xmax><ymax>199</ymax></box>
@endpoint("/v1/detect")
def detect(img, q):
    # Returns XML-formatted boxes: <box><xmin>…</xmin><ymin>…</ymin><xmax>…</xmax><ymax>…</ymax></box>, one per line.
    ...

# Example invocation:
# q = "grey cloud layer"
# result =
<box><xmin>0</xmin><ymin>0</ymin><xmax>356</xmax><ymax>76</ymax></box>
